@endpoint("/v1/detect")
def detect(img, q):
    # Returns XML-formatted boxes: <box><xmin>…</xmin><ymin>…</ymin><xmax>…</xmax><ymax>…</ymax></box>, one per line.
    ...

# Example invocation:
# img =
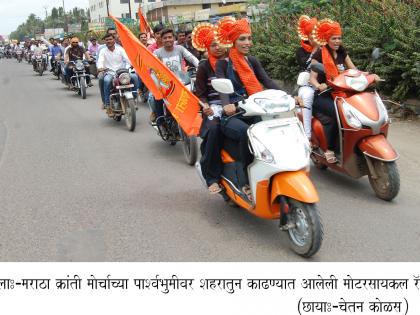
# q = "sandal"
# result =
<box><xmin>241</xmin><ymin>185</ymin><xmax>253</xmax><ymax>202</ymax></box>
<box><xmin>208</xmin><ymin>183</ymin><xmax>222</xmax><ymax>194</ymax></box>
<box><xmin>324</xmin><ymin>150</ymin><xmax>337</xmax><ymax>164</ymax></box>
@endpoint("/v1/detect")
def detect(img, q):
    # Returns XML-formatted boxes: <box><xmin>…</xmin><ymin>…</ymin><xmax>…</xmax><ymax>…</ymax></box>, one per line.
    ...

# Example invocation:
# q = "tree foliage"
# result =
<box><xmin>10</xmin><ymin>7</ymin><xmax>90</xmax><ymax>41</ymax></box>
<box><xmin>251</xmin><ymin>0</ymin><xmax>420</xmax><ymax>100</ymax></box>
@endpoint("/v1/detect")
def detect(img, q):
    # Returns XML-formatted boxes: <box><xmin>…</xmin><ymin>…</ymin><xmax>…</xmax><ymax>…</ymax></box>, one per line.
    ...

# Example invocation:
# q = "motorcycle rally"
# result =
<box><xmin>3</xmin><ymin>3</ymin><xmax>412</xmax><ymax>260</ymax></box>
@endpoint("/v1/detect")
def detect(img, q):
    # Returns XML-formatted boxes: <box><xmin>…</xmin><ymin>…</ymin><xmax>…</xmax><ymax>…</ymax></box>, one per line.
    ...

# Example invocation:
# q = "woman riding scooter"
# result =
<box><xmin>309</xmin><ymin>19</ymin><xmax>381</xmax><ymax>163</ymax></box>
<box><xmin>192</xmin><ymin>23</ymin><xmax>227</xmax><ymax>194</ymax></box>
<box><xmin>296</xmin><ymin>15</ymin><xmax>318</xmax><ymax>140</ymax></box>
<box><xmin>214</xmin><ymin>17</ymin><xmax>281</xmax><ymax>200</ymax></box>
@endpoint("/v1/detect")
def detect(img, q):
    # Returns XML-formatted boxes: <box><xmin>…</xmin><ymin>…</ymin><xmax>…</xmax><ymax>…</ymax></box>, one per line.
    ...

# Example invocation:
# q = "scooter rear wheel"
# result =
<box><xmin>286</xmin><ymin>199</ymin><xmax>323</xmax><ymax>258</ymax></box>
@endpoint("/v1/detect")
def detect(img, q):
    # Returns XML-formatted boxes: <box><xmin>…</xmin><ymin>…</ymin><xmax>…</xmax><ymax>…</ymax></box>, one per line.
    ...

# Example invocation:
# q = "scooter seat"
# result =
<box><xmin>222</xmin><ymin>137</ymin><xmax>240</xmax><ymax>162</ymax></box>
<box><xmin>116</xmin><ymin>68</ymin><xmax>128</xmax><ymax>76</ymax></box>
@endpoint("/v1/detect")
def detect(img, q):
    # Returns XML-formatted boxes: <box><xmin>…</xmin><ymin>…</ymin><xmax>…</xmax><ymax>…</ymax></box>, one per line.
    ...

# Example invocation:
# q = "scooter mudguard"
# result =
<box><xmin>271</xmin><ymin>170</ymin><xmax>319</xmax><ymax>204</ymax></box>
<box><xmin>358</xmin><ymin>134</ymin><xmax>399</xmax><ymax>162</ymax></box>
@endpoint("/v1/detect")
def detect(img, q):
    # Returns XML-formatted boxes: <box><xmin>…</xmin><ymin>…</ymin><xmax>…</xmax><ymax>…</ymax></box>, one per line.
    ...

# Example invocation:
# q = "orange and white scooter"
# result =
<box><xmin>196</xmin><ymin>79</ymin><xmax>323</xmax><ymax>258</ymax></box>
<box><xmin>301</xmin><ymin>65</ymin><xmax>399</xmax><ymax>201</ymax></box>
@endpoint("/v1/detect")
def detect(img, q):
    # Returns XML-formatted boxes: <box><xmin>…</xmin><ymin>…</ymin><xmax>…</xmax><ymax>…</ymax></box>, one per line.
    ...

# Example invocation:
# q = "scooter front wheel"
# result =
<box><xmin>286</xmin><ymin>199</ymin><xmax>323</xmax><ymax>258</ymax></box>
<box><xmin>368</xmin><ymin>160</ymin><xmax>400</xmax><ymax>201</ymax></box>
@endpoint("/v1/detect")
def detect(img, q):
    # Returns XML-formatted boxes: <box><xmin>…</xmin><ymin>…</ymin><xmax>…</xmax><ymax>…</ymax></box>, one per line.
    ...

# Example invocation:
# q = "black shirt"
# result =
<box><xmin>66</xmin><ymin>46</ymin><xmax>86</xmax><ymax>62</ymax></box>
<box><xmin>195</xmin><ymin>59</ymin><xmax>220</xmax><ymax>106</ymax></box>
<box><xmin>215</xmin><ymin>56</ymin><xmax>281</xmax><ymax>105</ymax></box>
<box><xmin>312</xmin><ymin>46</ymin><xmax>348</xmax><ymax>83</ymax></box>
<box><xmin>296</xmin><ymin>46</ymin><xmax>315</xmax><ymax>71</ymax></box>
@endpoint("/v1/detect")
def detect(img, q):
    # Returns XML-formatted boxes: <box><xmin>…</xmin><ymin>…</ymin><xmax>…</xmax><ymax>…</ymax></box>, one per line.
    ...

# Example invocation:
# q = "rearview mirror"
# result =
<box><xmin>211</xmin><ymin>79</ymin><xmax>234</xmax><ymax>94</ymax></box>
<box><xmin>310</xmin><ymin>63</ymin><xmax>325</xmax><ymax>74</ymax></box>
<box><xmin>371</xmin><ymin>48</ymin><xmax>381</xmax><ymax>61</ymax></box>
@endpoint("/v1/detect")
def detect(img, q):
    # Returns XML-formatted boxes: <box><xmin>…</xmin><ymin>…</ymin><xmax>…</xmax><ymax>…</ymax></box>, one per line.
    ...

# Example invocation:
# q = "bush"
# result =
<box><xmin>250</xmin><ymin>0</ymin><xmax>420</xmax><ymax>100</ymax></box>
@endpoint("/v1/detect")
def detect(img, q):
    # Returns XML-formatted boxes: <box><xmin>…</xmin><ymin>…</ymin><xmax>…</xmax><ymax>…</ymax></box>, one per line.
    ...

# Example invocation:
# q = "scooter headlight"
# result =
<box><xmin>375</xmin><ymin>91</ymin><xmax>389</xmax><ymax>124</ymax></box>
<box><xmin>345</xmin><ymin>73</ymin><xmax>369</xmax><ymax>91</ymax></box>
<box><xmin>249</xmin><ymin>134</ymin><xmax>275</xmax><ymax>164</ymax></box>
<box><xmin>254</xmin><ymin>95</ymin><xmax>295</xmax><ymax>114</ymax></box>
<box><xmin>118</xmin><ymin>73</ymin><xmax>131</xmax><ymax>85</ymax></box>
<box><xmin>341</xmin><ymin>100</ymin><xmax>362</xmax><ymax>129</ymax></box>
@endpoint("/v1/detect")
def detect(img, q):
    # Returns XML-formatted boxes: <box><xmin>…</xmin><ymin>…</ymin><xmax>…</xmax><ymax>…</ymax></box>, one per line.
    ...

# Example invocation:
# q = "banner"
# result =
<box><xmin>111</xmin><ymin>16</ymin><xmax>202</xmax><ymax>136</ymax></box>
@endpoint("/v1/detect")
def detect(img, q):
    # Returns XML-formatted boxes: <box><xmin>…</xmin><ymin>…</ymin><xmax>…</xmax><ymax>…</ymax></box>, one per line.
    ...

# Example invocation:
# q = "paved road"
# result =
<box><xmin>0</xmin><ymin>59</ymin><xmax>419</xmax><ymax>262</ymax></box>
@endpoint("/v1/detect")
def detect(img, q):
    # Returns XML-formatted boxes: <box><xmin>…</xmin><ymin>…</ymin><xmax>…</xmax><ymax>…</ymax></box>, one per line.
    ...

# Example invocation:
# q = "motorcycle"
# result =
<box><xmin>26</xmin><ymin>50</ymin><xmax>33</xmax><ymax>64</ymax></box>
<box><xmin>300</xmin><ymin>64</ymin><xmax>399</xmax><ymax>201</ymax></box>
<box><xmin>52</xmin><ymin>55</ymin><xmax>62</xmax><ymax>80</ymax></box>
<box><xmin>89</xmin><ymin>53</ymin><xmax>98</xmax><ymax>79</ymax></box>
<box><xmin>16</xmin><ymin>49</ymin><xmax>23</xmax><ymax>63</ymax></box>
<box><xmin>196</xmin><ymin>78</ymin><xmax>323</xmax><ymax>258</ymax></box>
<box><xmin>148</xmin><ymin>70</ymin><xmax>198</xmax><ymax>165</ymax></box>
<box><xmin>68</xmin><ymin>59</ymin><xmax>91</xmax><ymax>99</ymax></box>
<box><xmin>104</xmin><ymin>68</ymin><xmax>137</xmax><ymax>132</ymax></box>
<box><xmin>0</xmin><ymin>50</ymin><xmax>4</xmax><ymax>59</ymax></box>
<box><xmin>33</xmin><ymin>51</ymin><xmax>47</xmax><ymax>76</ymax></box>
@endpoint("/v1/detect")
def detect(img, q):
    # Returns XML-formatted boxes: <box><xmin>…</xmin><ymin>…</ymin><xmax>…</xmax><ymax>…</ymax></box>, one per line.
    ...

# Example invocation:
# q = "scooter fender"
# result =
<box><xmin>358</xmin><ymin>134</ymin><xmax>399</xmax><ymax>162</ymax></box>
<box><xmin>271</xmin><ymin>170</ymin><xmax>319</xmax><ymax>204</ymax></box>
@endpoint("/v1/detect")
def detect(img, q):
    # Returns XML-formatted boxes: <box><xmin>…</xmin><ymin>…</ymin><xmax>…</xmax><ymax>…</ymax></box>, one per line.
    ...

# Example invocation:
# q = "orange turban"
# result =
<box><xmin>192</xmin><ymin>23</ymin><xmax>218</xmax><ymax>70</ymax></box>
<box><xmin>214</xmin><ymin>17</ymin><xmax>263</xmax><ymax>96</ymax></box>
<box><xmin>297</xmin><ymin>15</ymin><xmax>318</xmax><ymax>53</ymax></box>
<box><xmin>215</xmin><ymin>17</ymin><xmax>251</xmax><ymax>47</ymax></box>
<box><xmin>297</xmin><ymin>15</ymin><xmax>318</xmax><ymax>41</ymax></box>
<box><xmin>312</xmin><ymin>19</ymin><xmax>342</xmax><ymax>46</ymax></box>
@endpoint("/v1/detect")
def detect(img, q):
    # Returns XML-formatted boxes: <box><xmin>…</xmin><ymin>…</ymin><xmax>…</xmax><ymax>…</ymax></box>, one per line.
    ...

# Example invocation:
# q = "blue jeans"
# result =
<box><xmin>103</xmin><ymin>73</ymin><xmax>139</xmax><ymax>105</ymax></box>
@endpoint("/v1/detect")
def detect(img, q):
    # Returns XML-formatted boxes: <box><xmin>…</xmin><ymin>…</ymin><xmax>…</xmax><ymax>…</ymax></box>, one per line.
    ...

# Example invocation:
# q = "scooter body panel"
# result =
<box><xmin>271</xmin><ymin>171</ymin><xmax>319</xmax><ymax>204</ymax></box>
<box><xmin>358</xmin><ymin>134</ymin><xmax>399</xmax><ymax>162</ymax></box>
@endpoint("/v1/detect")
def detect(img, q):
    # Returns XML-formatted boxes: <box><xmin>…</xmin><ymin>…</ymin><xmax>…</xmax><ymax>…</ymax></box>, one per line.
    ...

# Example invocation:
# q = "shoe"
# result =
<box><xmin>208</xmin><ymin>183</ymin><xmax>222</xmax><ymax>195</ymax></box>
<box><xmin>87</xmin><ymin>82</ymin><xmax>93</xmax><ymax>87</ymax></box>
<box><xmin>324</xmin><ymin>150</ymin><xmax>337</xmax><ymax>164</ymax></box>
<box><xmin>150</xmin><ymin>112</ymin><xmax>157</xmax><ymax>123</ymax></box>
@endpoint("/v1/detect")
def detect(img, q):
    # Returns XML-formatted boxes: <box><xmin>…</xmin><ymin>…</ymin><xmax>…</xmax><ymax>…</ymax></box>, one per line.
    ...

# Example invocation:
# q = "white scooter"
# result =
<box><xmin>196</xmin><ymin>79</ymin><xmax>323</xmax><ymax>257</ymax></box>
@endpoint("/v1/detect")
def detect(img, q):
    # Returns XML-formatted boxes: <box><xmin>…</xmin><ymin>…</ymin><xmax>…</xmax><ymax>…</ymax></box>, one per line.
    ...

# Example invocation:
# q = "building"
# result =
<box><xmin>143</xmin><ymin>0</ymin><xmax>247</xmax><ymax>25</ymax></box>
<box><xmin>89</xmin><ymin>0</ymin><xmax>153</xmax><ymax>24</ymax></box>
<box><xmin>89</xmin><ymin>0</ymin><xmax>247</xmax><ymax>26</ymax></box>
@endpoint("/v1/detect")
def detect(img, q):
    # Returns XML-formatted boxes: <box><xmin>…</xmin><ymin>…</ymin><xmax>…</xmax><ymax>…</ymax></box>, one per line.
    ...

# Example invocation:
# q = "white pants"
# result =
<box><xmin>298</xmin><ymin>85</ymin><xmax>315</xmax><ymax>139</ymax></box>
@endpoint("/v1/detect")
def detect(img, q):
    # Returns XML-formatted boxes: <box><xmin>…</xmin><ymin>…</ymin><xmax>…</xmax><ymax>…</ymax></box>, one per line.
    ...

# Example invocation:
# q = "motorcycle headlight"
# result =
<box><xmin>118</xmin><ymin>73</ymin><xmax>131</xmax><ymax>85</ymax></box>
<box><xmin>75</xmin><ymin>60</ymin><xmax>84</xmax><ymax>71</ymax></box>
<box><xmin>254</xmin><ymin>95</ymin><xmax>295</xmax><ymax>114</ymax></box>
<box><xmin>375</xmin><ymin>91</ymin><xmax>389</xmax><ymax>124</ymax></box>
<box><xmin>249</xmin><ymin>134</ymin><xmax>275</xmax><ymax>164</ymax></box>
<box><xmin>341</xmin><ymin>100</ymin><xmax>362</xmax><ymax>129</ymax></box>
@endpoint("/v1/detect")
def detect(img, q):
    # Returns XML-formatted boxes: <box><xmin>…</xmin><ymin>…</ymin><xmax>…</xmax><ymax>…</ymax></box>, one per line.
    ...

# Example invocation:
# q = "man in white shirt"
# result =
<box><xmin>97</xmin><ymin>33</ymin><xmax>139</xmax><ymax>108</ymax></box>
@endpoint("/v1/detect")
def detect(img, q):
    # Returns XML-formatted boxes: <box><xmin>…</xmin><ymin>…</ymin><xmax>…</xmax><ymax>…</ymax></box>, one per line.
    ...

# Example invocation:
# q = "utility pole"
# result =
<box><xmin>43</xmin><ymin>6</ymin><xmax>48</xmax><ymax>20</ymax></box>
<box><xmin>128</xmin><ymin>0</ymin><xmax>132</xmax><ymax>19</ymax></box>
<box><xmin>62</xmin><ymin>0</ymin><xmax>68</xmax><ymax>33</ymax></box>
<box><xmin>106</xmin><ymin>0</ymin><xmax>110</xmax><ymax>16</ymax></box>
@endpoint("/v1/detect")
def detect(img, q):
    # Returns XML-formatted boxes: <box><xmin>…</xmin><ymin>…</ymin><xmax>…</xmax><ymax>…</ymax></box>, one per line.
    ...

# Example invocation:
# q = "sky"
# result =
<box><xmin>0</xmin><ymin>0</ymin><xmax>89</xmax><ymax>35</ymax></box>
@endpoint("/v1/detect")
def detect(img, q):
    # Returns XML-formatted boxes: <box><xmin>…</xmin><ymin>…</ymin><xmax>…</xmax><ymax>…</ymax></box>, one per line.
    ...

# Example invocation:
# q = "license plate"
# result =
<box><xmin>116</xmin><ymin>84</ymin><xmax>134</xmax><ymax>89</ymax></box>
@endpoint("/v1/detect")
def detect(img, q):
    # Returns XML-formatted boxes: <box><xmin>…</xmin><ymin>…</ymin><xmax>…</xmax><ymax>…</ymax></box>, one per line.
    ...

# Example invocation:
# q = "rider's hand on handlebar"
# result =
<box><xmin>202</xmin><ymin>104</ymin><xmax>214</xmax><ymax>116</ymax></box>
<box><xmin>223</xmin><ymin>104</ymin><xmax>236</xmax><ymax>116</ymax></box>
<box><xmin>372</xmin><ymin>74</ymin><xmax>383</xmax><ymax>83</ymax></box>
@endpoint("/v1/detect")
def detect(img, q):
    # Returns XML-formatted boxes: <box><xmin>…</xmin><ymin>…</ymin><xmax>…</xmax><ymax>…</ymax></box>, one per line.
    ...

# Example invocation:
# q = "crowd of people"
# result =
<box><xmin>2</xmin><ymin>14</ymin><xmax>372</xmax><ymax>198</ymax></box>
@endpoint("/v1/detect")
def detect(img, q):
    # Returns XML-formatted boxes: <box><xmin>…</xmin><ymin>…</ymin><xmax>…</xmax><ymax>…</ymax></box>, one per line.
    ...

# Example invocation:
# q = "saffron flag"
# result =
<box><xmin>111</xmin><ymin>16</ymin><xmax>202</xmax><ymax>136</ymax></box>
<box><xmin>138</xmin><ymin>7</ymin><xmax>153</xmax><ymax>36</ymax></box>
